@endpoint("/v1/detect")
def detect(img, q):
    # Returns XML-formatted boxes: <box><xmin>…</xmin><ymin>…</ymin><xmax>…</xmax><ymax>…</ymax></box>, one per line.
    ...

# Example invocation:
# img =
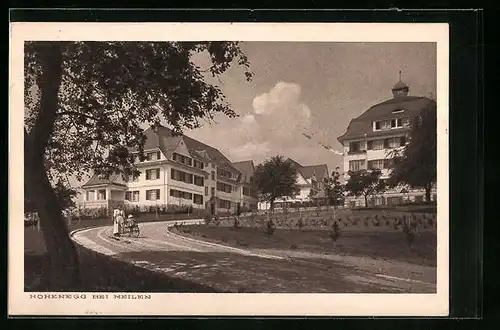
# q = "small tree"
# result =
<box><xmin>323</xmin><ymin>167</ymin><xmax>345</xmax><ymax>209</ymax></box>
<box><xmin>329</xmin><ymin>220</ymin><xmax>340</xmax><ymax>246</ymax></box>
<box><xmin>345</xmin><ymin>169</ymin><xmax>385</xmax><ymax>208</ymax></box>
<box><xmin>253</xmin><ymin>155</ymin><xmax>299</xmax><ymax>211</ymax></box>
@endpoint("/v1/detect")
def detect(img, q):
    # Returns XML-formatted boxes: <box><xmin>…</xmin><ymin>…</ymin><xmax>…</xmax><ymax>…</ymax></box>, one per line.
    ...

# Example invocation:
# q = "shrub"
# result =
<box><xmin>266</xmin><ymin>218</ymin><xmax>276</xmax><ymax>236</ymax></box>
<box><xmin>402</xmin><ymin>217</ymin><xmax>415</xmax><ymax>250</ymax></box>
<box><xmin>297</xmin><ymin>217</ymin><xmax>305</xmax><ymax>230</ymax></box>
<box><xmin>329</xmin><ymin>221</ymin><xmax>340</xmax><ymax>243</ymax></box>
<box><xmin>233</xmin><ymin>217</ymin><xmax>241</xmax><ymax>229</ymax></box>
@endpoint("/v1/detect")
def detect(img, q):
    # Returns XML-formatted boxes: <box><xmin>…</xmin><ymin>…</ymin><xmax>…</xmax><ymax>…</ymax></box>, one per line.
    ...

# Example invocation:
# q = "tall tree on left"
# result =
<box><xmin>24</xmin><ymin>41</ymin><xmax>253</xmax><ymax>290</ymax></box>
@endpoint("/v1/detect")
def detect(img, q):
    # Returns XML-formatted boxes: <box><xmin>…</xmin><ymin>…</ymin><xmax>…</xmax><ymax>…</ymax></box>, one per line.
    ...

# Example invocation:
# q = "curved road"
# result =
<box><xmin>71</xmin><ymin>220</ymin><xmax>437</xmax><ymax>293</ymax></box>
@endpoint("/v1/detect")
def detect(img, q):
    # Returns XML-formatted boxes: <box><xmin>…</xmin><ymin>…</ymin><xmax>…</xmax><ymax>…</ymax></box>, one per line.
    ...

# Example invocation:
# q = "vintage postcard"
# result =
<box><xmin>9</xmin><ymin>22</ymin><xmax>449</xmax><ymax>316</ymax></box>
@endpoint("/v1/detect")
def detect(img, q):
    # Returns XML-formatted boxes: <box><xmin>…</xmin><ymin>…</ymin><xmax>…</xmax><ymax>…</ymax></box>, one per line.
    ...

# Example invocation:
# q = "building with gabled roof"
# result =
<box><xmin>257</xmin><ymin>158</ymin><xmax>330</xmax><ymax>210</ymax></box>
<box><xmin>79</xmin><ymin>124</ymin><xmax>258</xmax><ymax>214</ymax></box>
<box><xmin>337</xmin><ymin>77</ymin><xmax>437</xmax><ymax>207</ymax></box>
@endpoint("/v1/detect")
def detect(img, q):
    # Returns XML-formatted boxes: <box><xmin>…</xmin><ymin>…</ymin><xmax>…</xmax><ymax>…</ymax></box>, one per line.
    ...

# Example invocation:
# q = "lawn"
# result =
<box><xmin>174</xmin><ymin>206</ymin><xmax>437</xmax><ymax>267</ymax></box>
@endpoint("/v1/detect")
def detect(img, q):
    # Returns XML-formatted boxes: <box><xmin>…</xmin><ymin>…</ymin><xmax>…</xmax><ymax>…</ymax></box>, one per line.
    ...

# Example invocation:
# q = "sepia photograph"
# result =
<box><xmin>10</xmin><ymin>22</ymin><xmax>449</xmax><ymax>316</ymax></box>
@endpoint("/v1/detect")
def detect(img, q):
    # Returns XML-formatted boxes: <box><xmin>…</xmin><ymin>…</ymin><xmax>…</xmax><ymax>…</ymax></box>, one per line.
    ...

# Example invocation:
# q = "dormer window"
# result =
<box><xmin>374</xmin><ymin>118</ymin><xmax>411</xmax><ymax>131</ymax></box>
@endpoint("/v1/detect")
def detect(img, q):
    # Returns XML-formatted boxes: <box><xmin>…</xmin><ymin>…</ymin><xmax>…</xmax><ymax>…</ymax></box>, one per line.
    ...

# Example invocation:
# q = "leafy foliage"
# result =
<box><xmin>24</xmin><ymin>41</ymin><xmax>253</xmax><ymax>182</ymax></box>
<box><xmin>253</xmin><ymin>155</ymin><xmax>299</xmax><ymax>210</ymax></box>
<box><xmin>323</xmin><ymin>167</ymin><xmax>345</xmax><ymax>208</ymax></box>
<box><xmin>388</xmin><ymin>102</ymin><xmax>437</xmax><ymax>201</ymax></box>
<box><xmin>344</xmin><ymin>169</ymin><xmax>385</xmax><ymax>207</ymax></box>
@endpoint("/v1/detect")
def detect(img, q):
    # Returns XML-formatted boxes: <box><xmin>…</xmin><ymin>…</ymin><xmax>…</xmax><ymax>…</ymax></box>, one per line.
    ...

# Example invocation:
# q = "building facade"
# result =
<box><xmin>79</xmin><ymin>124</ymin><xmax>258</xmax><ymax>214</ymax></box>
<box><xmin>257</xmin><ymin>159</ymin><xmax>329</xmax><ymax>210</ymax></box>
<box><xmin>337</xmin><ymin>79</ymin><xmax>437</xmax><ymax>207</ymax></box>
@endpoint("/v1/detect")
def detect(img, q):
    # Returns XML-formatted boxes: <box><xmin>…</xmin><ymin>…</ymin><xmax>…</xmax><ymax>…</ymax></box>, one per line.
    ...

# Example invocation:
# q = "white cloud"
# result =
<box><xmin>189</xmin><ymin>81</ymin><xmax>315</xmax><ymax>164</ymax></box>
<box><xmin>230</xmin><ymin>141</ymin><xmax>271</xmax><ymax>160</ymax></box>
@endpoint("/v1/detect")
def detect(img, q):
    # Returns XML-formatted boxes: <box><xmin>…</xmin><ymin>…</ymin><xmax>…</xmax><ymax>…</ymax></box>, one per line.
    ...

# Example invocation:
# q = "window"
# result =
<box><xmin>146</xmin><ymin>151</ymin><xmax>161</xmax><ymax>161</ymax></box>
<box><xmin>194</xmin><ymin>175</ymin><xmax>204</xmax><ymax>187</ymax></box>
<box><xmin>211</xmin><ymin>171</ymin><xmax>215</xmax><ymax>180</ymax></box>
<box><xmin>146</xmin><ymin>189</ymin><xmax>160</xmax><ymax>201</ymax></box>
<box><xmin>205</xmin><ymin>186</ymin><xmax>208</xmax><ymax>196</ymax></box>
<box><xmin>193</xmin><ymin>194</ymin><xmax>204</xmax><ymax>205</ymax></box>
<box><xmin>97</xmin><ymin>189</ymin><xmax>107</xmax><ymax>200</ymax></box>
<box><xmin>170</xmin><ymin>189</ymin><xmax>192</xmax><ymax>200</ymax></box>
<box><xmin>211</xmin><ymin>187</ymin><xmax>215</xmax><ymax>197</ymax></box>
<box><xmin>349</xmin><ymin>141</ymin><xmax>361</xmax><ymax>153</ymax></box>
<box><xmin>86</xmin><ymin>190</ymin><xmax>95</xmax><ymax>201</ymax></box>
<box><xmin>402</xmin><ymin>118</ymin><xmax>412</xmax><ymax>127</ymax></box>
<box><xmin>193</xmin><ymin>159</ymin><xmax>204</xmax><ymax>169</ymax></box>
<box><xmin>125</xmin><ymin>191</ymin><xmax>140</xmax><ymax>202</ymax></box>
<box><xmin>372</xmin><ymin>139</ymin><xmax>384</xmax><ymax>150</ymax></box>
<box><xmin>218</xmin><ymin>199</ymin><xmax>232</xmax><ymax>209</ymax></box>
<box><xmin>368</xmin><ymin>159</ymin><xmax>385</xmax><ymax>170</ymax></box>
<box><xmin>217</xmin><ymin>182</ymin><xmax>233</xmax><ymax>193</ymax></box>
<box><xmin>171</xmin><ymin>169</ymin><xmax>194</xmax><ymax>184</ymax></box>
<box><xmin>146</xmin><ymin>168</ymin><xmax>160</xmax><ymax>180</ymax></box>
<box><xmin>172</xmin><ymin>153</ymin><xmax>192</xmax><ymax>166</ymax></box>
<box><xmin>217</xmin><ymin>168</ymin><xmax>233</xmax><ymax>179</ymax></box>
<box><xmin>349</xmin><ymin>160</ymin><xmax>365</xmax><ymax>172</ymax></box>
<box><xmin>211</xmin><ymin>163</ymin><xmax>215</xmax><ymax>168</ymax></box>
<box><xmin>243</xmin><ymin>186</ymin><xmax>251</xmax><ymax>196</ymax></box>
<box><xmin>388</xmin><ymin>137</ymin><xmax>401</xmax><ymax>148</ymax></box>
<box><xmin>374</xmin><ymin>119</ymin><xmax>392</xmax><ymax>131</ymax></box>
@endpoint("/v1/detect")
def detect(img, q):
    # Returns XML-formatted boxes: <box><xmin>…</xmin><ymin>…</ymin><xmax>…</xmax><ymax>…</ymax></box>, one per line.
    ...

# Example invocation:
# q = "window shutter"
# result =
<box><xmin>367</xmin><ymin>140</ymin><xmax>373</xmax><ymax>150</ymax></box>
<box><xmin>156</xmin><ymin>169</ymin><xmax>160</xmax><ymax>179</ymax></box>
<box><xmin>146</xmin><ymin>170</ymin><xmax>150</xmax><ymax>180</ymax></box>
<box><xmin>383</xmin><ymin>139</ymin><xmax>389</xmax><ymax>148</ymax></box>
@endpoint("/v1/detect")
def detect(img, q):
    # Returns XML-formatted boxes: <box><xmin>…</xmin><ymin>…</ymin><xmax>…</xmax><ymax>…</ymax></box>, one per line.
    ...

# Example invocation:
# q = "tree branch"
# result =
<box><xmin>56</xmin><ymin>111</ymin><xmax>99</xmax><ymax>121</ymax></box>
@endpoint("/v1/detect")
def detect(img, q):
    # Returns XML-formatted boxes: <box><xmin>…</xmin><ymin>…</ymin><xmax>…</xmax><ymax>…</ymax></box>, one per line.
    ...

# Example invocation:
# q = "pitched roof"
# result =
<box><xmin>299</xmin><ymin>164</ymin><xmax>329</xmax><ymax>182</ymax></box>
<box><xmin>338</xmin><ymin>96</ymin><xmax>435</xmax><ymax>143</ymax></box>
<box><xmin>81</xmin><ymin>173</ymin><xmax>127</xmax><ymax>188</ymax></box>
<box><xmin>286</xmin><ymin>158</ymin><xmax>303</xmax><ymax>169</ymax></box>
<box><xmin>232</xmin><ymin>160</ymin><xmax>255</xmax><ymax>183</ymax></box>
<box><xmin>138</xmin><ymin>125</ymin><xmax>241</xmax><ymax>174</ymax></box>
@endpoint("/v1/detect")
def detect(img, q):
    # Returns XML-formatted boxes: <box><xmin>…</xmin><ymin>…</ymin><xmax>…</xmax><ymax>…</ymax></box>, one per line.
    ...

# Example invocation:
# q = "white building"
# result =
<box><xmin>79</xmin><ymin>124</ymin><xmax>258</xmax><ymax>214</ymax></box>
<box><xmin>337</xmin><ymin>78</ymin><xmax>437</xmax><ymax>207</ymax></box>
<box><xmin>257</xmin><ymin>159</ymin><xmax>329</xmax><ymax>210</ymax></box>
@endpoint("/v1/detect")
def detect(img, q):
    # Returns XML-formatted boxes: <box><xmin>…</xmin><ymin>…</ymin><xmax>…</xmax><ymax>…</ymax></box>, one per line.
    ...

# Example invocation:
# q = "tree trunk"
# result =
<box><xmin>24</xmin><ymin>42</ymin><xmax>81</xmax><ymax>290</ymax></box>
<box><xmin>364</xmin><ymin>195</ymin><xmax>368</xmax><ymax>208</ymax></box>
<box><xmin>25</xmin><ymin>159</ymin><xmax>81</xmax><ymax>290</ymax></box>
<box><xmin>425</xmin><ymin>183</ymin><xmax>432</xmax><ymax>203</ymax></box>
<box><xmin>269</xmin><ymin>198</ymin><xmax>275</xmax><ymax>213</ymax></box>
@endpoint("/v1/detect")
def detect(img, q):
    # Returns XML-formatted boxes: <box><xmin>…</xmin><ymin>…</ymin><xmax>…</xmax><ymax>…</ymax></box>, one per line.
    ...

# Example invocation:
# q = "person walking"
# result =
<box><xmin>113</xmin><ymin>208</ymin><xmax>121</xmax><ymax>237</ymax></box>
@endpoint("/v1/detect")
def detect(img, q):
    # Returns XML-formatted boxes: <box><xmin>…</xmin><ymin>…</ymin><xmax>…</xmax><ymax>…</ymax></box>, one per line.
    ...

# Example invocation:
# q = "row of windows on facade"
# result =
<box><xmin>348</xmin><ymin>158</ymin><xmax>395</xmax><ymax>172</ymax></box>
<box><xmin>125</xmin><ymin>189</ymin><xmax>204</xmax><ymax>205</ymax></box>
<box><xmin>349</xmin><ymin>136</ymin><xmax>406</xmax><ymax>153</ymax></box>
<box><xmin>127</xmin><ymin>166</ymin><xmax>229</xmax><ymax>185</ymax></box>
<box><xmin>135</xmin><ymin>151</ymin><xmax>212</xmax><ymax>169</ymax></box>
<box><xmin>373</xmin><ymin>117</ymin><xmax>412</xmax><ymax>131</ymax></box>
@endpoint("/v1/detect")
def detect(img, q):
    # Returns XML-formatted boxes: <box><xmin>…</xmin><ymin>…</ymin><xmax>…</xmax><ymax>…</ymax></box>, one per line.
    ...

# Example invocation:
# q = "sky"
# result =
<box><xmin>183</xmin><ymin>42</ymin><xmax>437</xmax><ymax>175</ymax></box>
<box><xmin>68</xmin><ymin>42</ymin><xmax>436</xmax><ymax>188</ymax></box>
